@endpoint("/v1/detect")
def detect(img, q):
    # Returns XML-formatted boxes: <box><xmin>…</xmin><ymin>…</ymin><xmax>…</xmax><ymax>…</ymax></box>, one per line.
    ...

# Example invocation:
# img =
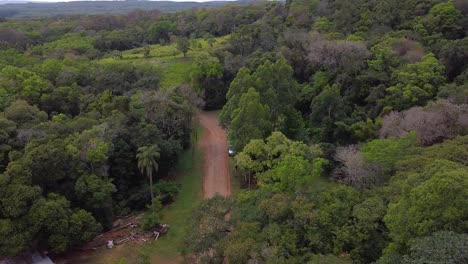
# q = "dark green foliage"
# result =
<box><xmin>154</xmin><ymin>180</ymin><xmax>179</xmax><ymax>204</ymax></box>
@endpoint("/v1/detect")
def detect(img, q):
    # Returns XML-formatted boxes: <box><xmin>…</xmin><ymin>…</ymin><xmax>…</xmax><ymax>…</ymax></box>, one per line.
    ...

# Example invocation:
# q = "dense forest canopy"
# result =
<box><xmin>0</xmin><ymin>0</ymin><xmax>467</xmax><ymax>263</ymax></box>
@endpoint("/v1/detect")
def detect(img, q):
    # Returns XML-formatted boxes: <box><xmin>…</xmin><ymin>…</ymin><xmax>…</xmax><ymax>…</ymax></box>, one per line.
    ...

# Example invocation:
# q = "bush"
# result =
<box><xmin>154</xmin><ymin>180</ymin><xmax>179</xmax><ymax>204</ymax></box>
<box><xmin>142</xmin><ymin>197</ymin><xmax>163</xmax><ymax>231</ymax></box>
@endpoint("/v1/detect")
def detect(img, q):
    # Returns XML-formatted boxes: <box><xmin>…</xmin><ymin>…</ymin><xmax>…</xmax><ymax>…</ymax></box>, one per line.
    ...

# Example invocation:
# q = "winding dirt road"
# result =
<box><xmin>198</xmin><ymin>111</ymin><xmax>231</xmax><ymax>199</ymax></box>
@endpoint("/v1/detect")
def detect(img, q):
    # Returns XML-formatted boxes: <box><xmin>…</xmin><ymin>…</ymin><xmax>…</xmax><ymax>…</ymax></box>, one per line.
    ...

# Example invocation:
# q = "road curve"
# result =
<box><xmin>198</xmin><ymin>111</ymin><xmax>231</xmax><ymax>199</ymax></box>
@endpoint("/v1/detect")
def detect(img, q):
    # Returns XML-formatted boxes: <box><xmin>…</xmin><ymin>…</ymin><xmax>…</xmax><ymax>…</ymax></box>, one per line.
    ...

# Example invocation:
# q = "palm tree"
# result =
<box><xmin>136</xmin><ymin>145</ymin><xmax>160</xmax><ymax>204</ymax></box>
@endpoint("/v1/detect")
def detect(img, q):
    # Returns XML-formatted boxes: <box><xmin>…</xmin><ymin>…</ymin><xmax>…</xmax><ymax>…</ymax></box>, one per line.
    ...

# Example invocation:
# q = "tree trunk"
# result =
<box><xmin>149</xmin><ymin>171</ymin><xmax>154</xmax><ymax>205</ymax></box>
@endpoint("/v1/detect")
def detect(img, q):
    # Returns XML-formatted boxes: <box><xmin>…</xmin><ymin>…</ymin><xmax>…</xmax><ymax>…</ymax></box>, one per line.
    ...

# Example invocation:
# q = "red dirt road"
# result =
<box><xmin>198</xmin><ymin>111</ymin><xmax>231</xmax><ymax>199</ymax></box>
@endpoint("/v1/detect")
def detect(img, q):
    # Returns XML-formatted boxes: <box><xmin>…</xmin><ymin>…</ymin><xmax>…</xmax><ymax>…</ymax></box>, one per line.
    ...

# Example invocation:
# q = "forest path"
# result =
<box><xmin>198</xmin><ymin>111</ymin><xmax>231</xmax><ymax>199</ymax></box>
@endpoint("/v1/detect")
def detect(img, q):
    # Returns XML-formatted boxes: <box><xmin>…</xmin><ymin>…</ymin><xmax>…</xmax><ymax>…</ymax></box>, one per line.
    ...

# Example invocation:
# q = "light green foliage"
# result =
<box><xmin>385</xmin><ymin>53</ymin><xmax>446</xmax><ymax>110</ymax></box>
<box><xmin>190</xmin><ymin>54</ymin><xmax>225</xmax><ymax>108</ymax></box>
<box><xmin>36</xmin><ymin>34</ymin><xmax>97</xmax><ymax>58</ymax></box>
<box><xmin>351</xmin><ymin>118</ymin><xmax>381</xmax><ymax>142</ymax></box>
<box><xmin>424</xmin><ymin>1</ymin><xmax>462</xmax><ymax>38</ymax></box>
<box><xmin>191</xmin><ymin>55</ymin><xmax>223</xmax><ymax>90</ymax></box>
<box><xmin>143</xmin><ymin>197</ymin><xmax>163</xmax><ymax>230</ymax></box>
<box><xmin>361</xmin><ymin>132</ymin><xmax>419</xmax><ymax>173</ymax></box>
<box><xmin>257</xmin><ymin>155</ymin><xmax>312</xmax><ymax>192</ymax></box>
<box><xmin>236</xmin><ymin>132</ymin><xmax>328</xmax><ymax>192</ymax></box>
<box><xmin>313</xmin><ymin>17</ymin><xmax>333</xmax><ymax>33</ymax></box>
<box><xmin>421</xmin><ymin>135</ymin><xmax>468</xmax><ymax>165</ymax></box>
<box><xmin>366</xmin><ymin>37</ymin><xmax>404</xmax><ymax>86</ymax></box>
<box><xmin>384</xmin><ymin>168</ymin><xmax>468</xmax><ymax>253</ymax></box>
<box><xmin>0</xmin><ymin>65</ymin><xmax>49</xmax><ymax>106</ymax></box>
<box><xmin>85</xmin><ymin>138</ymin><xmax>109</xmax><ymax>164</ymax></box>
<box><xmin>306</xmin><ymin>185</ymin><xmax>361</xmax><ymax>253</ymax></box>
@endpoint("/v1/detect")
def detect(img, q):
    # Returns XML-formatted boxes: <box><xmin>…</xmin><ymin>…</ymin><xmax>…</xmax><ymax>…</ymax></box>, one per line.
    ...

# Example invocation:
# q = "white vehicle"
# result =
<box><xmin>228</xmin><ymin>144</ymin><xmax>235</xmax><ymax>156</ymax></box>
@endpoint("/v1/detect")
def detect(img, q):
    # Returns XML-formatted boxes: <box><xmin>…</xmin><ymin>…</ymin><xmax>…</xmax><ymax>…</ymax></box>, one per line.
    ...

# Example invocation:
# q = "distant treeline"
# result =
<box><xmin>0</xmin><ymin>0</ymin><xmax>259</xmax><ymax>18</ymax></box>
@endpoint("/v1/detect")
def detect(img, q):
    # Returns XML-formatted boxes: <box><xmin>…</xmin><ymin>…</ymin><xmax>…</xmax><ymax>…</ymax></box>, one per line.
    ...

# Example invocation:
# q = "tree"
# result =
<box><xmin>229</xmin><ymin>88</ymin><xmax>271</xmax><ymax>152</ymax></box>
<box><xmin>384</xmin><ymin>53</ymin><xmax>446</xmax><ymax>110</ymax></box>
<box><xmin>68</xmin><ymin>209</ymin><xmax>102</xmax><ymax>246</ymax></box>
<box><xmin>4</xmin><ymin>100</ymin><xmax>47</xmax><ymax>128</ymax></box>
<box><xmin>176</xmin><ymin>37</ymin><xmax>190</xmax><ymax>57</ymax></box>
<box><xmin>333</xmin><ymin>145</ymin><xmax>377</xmax><ymax>188</ymax></box>
<box><xmin>257</xmin><ymin>155</ymin><xmax>312</xmax><ymax>192</ymax></box>
<box><xmin>310</xmin><ymin>84</ymin><xmax>344</xmax><ymax>122</ymax></box>
<box><xmin>384</xmin><ymin>168</ymin><xmax>468</xmax><ymax>253</ymax></box>
<box><xmin>136</xmin><ymin>145</ymin><xmax>160</xmax><ymax>204</ymax></box>
<box><xmin>423</xmin><ymin>1</ymin><xmax>462</xmax><ymax>39</ymax></box>
<box><xmin>306</xmin><ymin>185</ymin><xmax>361</xmax><ymax>253</ymax></box>
<box><xmin>361</xmin><ymin>132</ymin><xmax>419</xmax><ymax>174</ymax></box>
<box><xmin>379</xmin><ymin>100</ymin><xmax>468</xmax><ymax>146</ymax></box>
<box><xmin>220</xmin><ymin>58</ymin><xmax>298</xmax><ymax>133</ymax></box>
<box><xmin>308</xmin><ymin>36</ymin><xmax>371</xmax><ymax>75</ymax></box>
<box><xmin>190</xmin><ymin>54</ymin><xmax>225</xmax><ymax>109</ymax></box>
<box><xmin>74</xmin><ymin>174</ymin><xmax>116</xmax><ymax>210</ymax></box>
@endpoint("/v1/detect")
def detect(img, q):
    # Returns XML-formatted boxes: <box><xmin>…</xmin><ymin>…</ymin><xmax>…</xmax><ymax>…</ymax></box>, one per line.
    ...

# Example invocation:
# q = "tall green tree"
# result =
<box><xmin>136</xmin><ymin>145</ymin><xmax>160</xmax><ymax>204</ymax></box>
<box><xmin>229</xmin><ymin>88</ymin><xmax>271</xmax><ymax>152</ymax></box>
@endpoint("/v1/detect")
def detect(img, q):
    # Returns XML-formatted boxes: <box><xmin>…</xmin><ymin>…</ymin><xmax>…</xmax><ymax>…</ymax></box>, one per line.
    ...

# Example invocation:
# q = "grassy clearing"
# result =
<box><xmin>98</xmin><ymin>36</ymin><xmax>229</xmax><ymax>90</ymax></box>
<box><xmin>84</xmin><ymin>127</ymin><xmax>203</xmax><ymax>264</ymax></box>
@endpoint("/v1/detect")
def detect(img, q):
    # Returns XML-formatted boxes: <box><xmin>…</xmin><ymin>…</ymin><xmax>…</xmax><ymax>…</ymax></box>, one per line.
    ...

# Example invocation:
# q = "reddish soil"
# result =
<box><xmin>198</xmin><ymin>111</ymin><xmax>231</xmax><ymax>199</ymax></box>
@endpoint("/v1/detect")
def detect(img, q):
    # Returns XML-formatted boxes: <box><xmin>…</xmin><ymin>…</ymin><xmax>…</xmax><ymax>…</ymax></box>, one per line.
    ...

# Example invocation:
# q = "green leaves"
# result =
<box><xmin>384</xmin><ymin>168</ymin><xmax>468</xmax><ymax>252</ymax></box>
<box><xmin>136</xmin><ymin>144</ymin><xmax>161</xmax><ymax>203</ymax></box>
<box><xmin>74</xmin><ymin>174</ymin><xmax>116</xmax><ymax>209</ymax></box>
<box><xmin>221</xmin><ymin>57</ymin><xmax>299</xmax><ymax>140</ymax></box>
<box><xmin>361</xmin><ymin>132</ymin><xmax>419</xmax><ymax>174</ymax></box>
<box><xmin>176</xmin><ymin>37</ymin><xmax>190</xmax><ymax>57</ymax></box>
<box><xmin>229</xmin><ymin>88</ymin><xmax>271</xmax><ymax>151</ymax></box>
<box><xmin>85</xmin><ymin>138</ymin><xmax>109</xmax><ymax>164</ymax></box>
<box><xmin>384</xmin><ymin>53</ymin><xmax>446</xmax><ymax>110</ymax></box>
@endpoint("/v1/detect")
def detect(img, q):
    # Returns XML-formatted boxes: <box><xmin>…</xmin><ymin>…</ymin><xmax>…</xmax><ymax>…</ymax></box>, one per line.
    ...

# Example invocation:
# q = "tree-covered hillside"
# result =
<box><xmin>0</xmin><ymin>0</ymin><xmax>256</xmax><ymax>18</ymax></box>
<box><xmin>0</xmin><ymin>0</ymin><xmax>467</xmax><ymax>263</ymax></box>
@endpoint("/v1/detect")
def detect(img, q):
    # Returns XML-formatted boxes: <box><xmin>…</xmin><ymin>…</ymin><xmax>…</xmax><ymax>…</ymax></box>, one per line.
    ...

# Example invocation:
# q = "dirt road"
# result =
<box><xmin>198</xmin><ymin>111</ymin><xmax>231</xmax><ymax>199</ymax></box>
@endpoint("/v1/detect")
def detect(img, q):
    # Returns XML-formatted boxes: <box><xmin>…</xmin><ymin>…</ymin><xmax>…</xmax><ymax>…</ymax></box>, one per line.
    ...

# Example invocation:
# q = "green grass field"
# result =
<box><xmin>99</xmin><ymin>36</ymin><xmax>229</xmax><ymax>90</ymax></box>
